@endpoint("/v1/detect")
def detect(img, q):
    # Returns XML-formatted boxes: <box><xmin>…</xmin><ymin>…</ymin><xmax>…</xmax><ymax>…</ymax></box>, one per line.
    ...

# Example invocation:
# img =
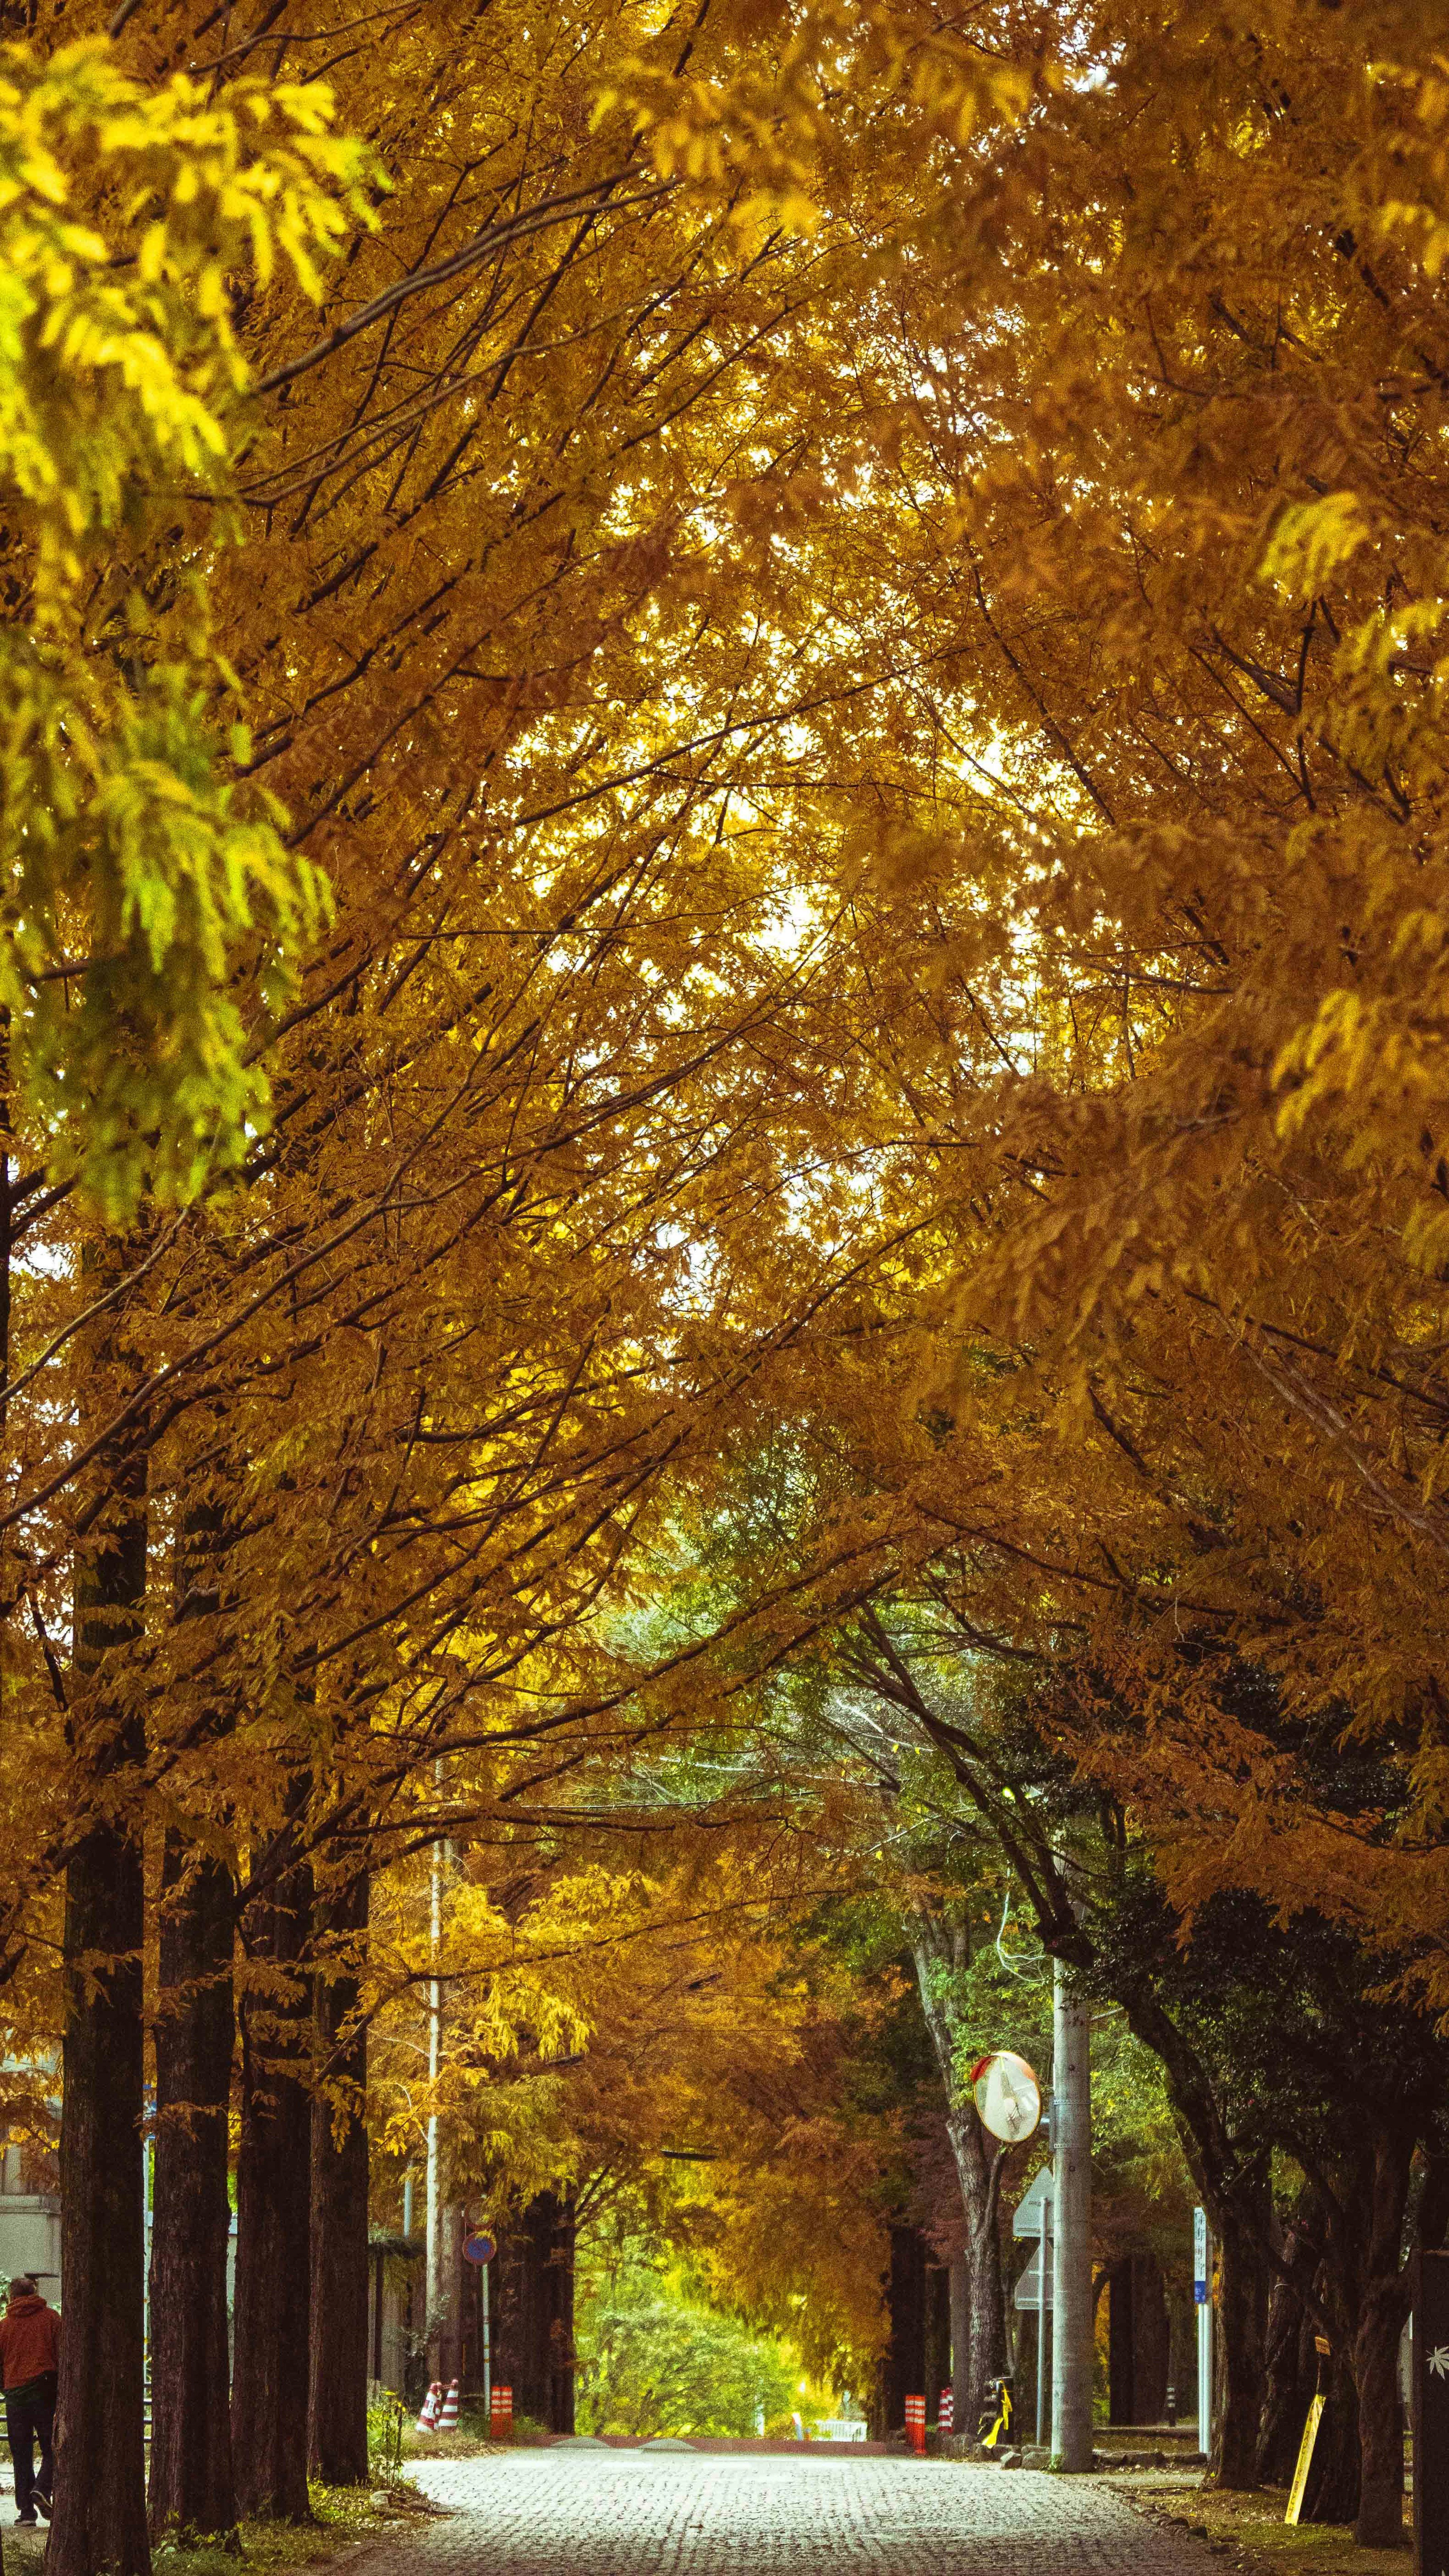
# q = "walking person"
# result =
<box><xmin>0</xmin><ymin>2276</ymin><xmax>59</xmax><ymax>2526</ymax></box>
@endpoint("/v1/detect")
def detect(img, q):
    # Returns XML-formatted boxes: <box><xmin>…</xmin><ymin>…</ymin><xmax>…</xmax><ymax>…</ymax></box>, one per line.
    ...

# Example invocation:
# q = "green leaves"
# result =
<box><xmin>0</xmin><ymin>39</ymin><xmax>375</xmax><ymax>1215</ymax></box>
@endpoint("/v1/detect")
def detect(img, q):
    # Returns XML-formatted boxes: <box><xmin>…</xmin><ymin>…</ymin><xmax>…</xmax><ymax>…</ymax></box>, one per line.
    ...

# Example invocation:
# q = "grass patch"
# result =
<box><xmin>1127</xmin><ymin>2477</ymin><xmax>1411</xmax><ymax>2576</ymax></box>
<box><xmin>2</xmin><ymin>2478</ymin><xmax>433</xmax><ymax>2576</ymax></box>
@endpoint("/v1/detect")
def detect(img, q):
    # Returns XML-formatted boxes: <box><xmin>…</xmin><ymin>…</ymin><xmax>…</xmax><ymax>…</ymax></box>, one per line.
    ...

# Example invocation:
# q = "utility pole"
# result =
<box><xmin>1050</xmin><ymin>1955</ymin><xmax>1093</xmax><ymax>2470</ymax></box>
<box><xmin>425</xmin><ymin>1789</ymin><xmax>444</xmax><ymax>2375</ymax></box>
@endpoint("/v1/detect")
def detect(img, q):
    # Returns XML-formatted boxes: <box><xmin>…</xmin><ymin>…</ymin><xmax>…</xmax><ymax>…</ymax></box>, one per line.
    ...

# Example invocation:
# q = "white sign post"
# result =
<box><xmin>1194</xmin><ymin>2208</ymin><xmax>1212</xmax><ymax>2461</ymax></box>
<box><xmin>1013</xmin><ymin>2166</ymin><xmax>1054</xmax><ymax>2446</ymax></box>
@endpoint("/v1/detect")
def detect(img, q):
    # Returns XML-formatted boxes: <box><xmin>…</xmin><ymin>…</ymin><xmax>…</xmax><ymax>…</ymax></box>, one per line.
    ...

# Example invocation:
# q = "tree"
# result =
<box><xmin>0</xmin><ymin>41</ymin><xmax>369</xmax><ymax>1215</ymax></box>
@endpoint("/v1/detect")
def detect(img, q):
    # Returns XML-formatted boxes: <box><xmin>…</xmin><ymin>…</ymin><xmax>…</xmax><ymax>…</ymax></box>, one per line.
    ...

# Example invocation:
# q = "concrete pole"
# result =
<box><xmin>1050</xmin><ymin>1957</ymin><xmax>1094</xmax><ymax>2469</ymax></box>
<box><xmin>425</xmin><ymin>1828</ymin><xmax>443</xmax><ymax>2373</ymax></box>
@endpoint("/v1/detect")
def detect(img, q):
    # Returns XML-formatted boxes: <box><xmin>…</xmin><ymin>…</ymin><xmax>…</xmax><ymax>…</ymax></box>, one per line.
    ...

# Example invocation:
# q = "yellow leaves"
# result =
<box><xmin>1371</xmin><ymin>54</ymin><xmax>1449</xmax><ymax>275</ymax></box>
<box><xmin>0</xmin><ymin>41</ymin><xmax>380</xmax><ymax>558</ymax></box>
<box><xmin>1259</xmin><ymin>493</ymin><xmax>1371</xmax><ymax>603</ymax></box>
<box><xmin>595</xmin><ymin>51</ymin><xmax>823</xmax><ymax>240</ymax></box>
<box><xmin>880</xmin><ymin>19</ymin><xmax>1037</xmax><ymax>147</ymax></box>
<box><xmin>595</xmin><ymin>0</ymin><xmax>1043</xmax><ymax>249</ymax></box>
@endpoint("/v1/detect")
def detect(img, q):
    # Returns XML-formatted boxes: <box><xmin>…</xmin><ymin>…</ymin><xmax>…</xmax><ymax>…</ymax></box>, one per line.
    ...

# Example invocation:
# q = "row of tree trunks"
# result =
<box><xmin>54</xmin><ymin>1780</ymin><xmax>374</xmax><ymax>2553</ymax></box>
<box><xmin>1092</xmin><ymin>1937</ymin><xmax>1428</xmax><ymax>2532</ymax></box>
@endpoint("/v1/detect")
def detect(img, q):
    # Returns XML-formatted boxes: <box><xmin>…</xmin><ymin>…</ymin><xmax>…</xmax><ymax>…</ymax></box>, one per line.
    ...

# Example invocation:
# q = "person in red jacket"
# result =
<box><xmin>0</xmin><ymin>2278</ymin><xmax>59</xmax><ymax>2526</ymax></box>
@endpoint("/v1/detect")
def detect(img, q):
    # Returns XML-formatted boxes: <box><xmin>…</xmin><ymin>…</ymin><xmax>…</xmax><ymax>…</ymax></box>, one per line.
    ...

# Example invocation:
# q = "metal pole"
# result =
<box><xmin>1196</xmin><ymin>2210</ymin><xmax>1212</xmax><ymax>2460</ymax></box>
<box><xmin>483</xmin><ymin>2255</ymin><xmax>492</xmax><ymax>2417</ymax></box>
<box><xmin>143</xmin><ymin>2127</ymin><xmax>152</xmax><ymax>2440</ymax></box>
<box><xmin>1040</xmin><ymin>2184</ymin><xmax>1050</xmax><ymax>2442</ymax></box>
<box><xmin>1050</xmin><ymin>1957</ymin><xmax>1093</xmax><ymax>2469</ymax></box>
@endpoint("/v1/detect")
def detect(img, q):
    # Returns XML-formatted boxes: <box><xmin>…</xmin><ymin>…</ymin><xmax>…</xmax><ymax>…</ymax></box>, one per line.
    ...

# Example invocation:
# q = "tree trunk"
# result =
<box><xmin>491</xmin><ymin>2194</ymin><xmax>576</xmax><ymax>2429</ymax></box>
<box><xmin>949</xmin><ymin>2255</ymin><xmax>971</xmax><ymax>2432</ymax></box>
<box><xmin>50</xmin><ymin>1389</ymin><xmax>151</xmax><ymax>2576</ymax></box>
<box><xmin>1085</xmin><ymin>1949</ymin><xmax>1273</xmax><ymax>2485</ymax></box>
<box><xmin>942</xmin><ymin>2102</ymin><xmax>1009</xmax><ymax>2434</ymax></box>
<box><xmin>910</xmin><ymin>1919</ymin><xmax>1009</xmax><ymax>2440</ymax></box>
<box><xmin>924</xmin><ymin>2262</ymin><xmax>951</xmax><ymax>2422</ymax></box>
<box><xmin>309</xmin><ymin>1871</ymin><xmax>370</xmax><ymax>2487</ymax></box>
<box><xmin>232</xmin><ymin>1816</ymin><xmax>315</xmax><ymax>2521</ymax></box>
<box><xmin>149</xmin><ymin>1835</ymin><xmax>237</xmax><ymax>2539</ymax></box>
<box><xmin>1301</xmin><ymin>2331</ymin><xmax>1361</xmax><ymax>2527</ymax></box>
<box><xmin>1212</xmin><ymin>2185</ymin><xmax>1271</xmax><ymax>2491</ymax></box>
<box><xmin>1352</xmin><ymin>2136</ymin><xmax>1412</xmax><ymax>2551</ymax></box>
<box><xmin>1257</xmin><ymin>2214</ymin><xmax>1316</xmax><ymax>2485</ymax></box>
<box><xmin>551</xmin><ymin>2196</ymin><xmax>577</xmax><ymax>2434</ymax></box>
<box><xmin>877</xmin><ymin>2225</ymin><xmax>926</xmax><ymax>2433</ymax></box>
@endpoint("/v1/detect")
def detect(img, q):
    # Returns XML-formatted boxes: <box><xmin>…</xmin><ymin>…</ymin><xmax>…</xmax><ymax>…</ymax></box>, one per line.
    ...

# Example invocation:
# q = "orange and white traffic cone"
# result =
<box><xmin>438</xmin><ymin>2379</ymin><xmax>460</xmax><ymax>2433</ymax></box>
<box><xmin>415</xmin><ymin>2380</ymin><xmax>441</xmax><ymax>2432</ymax></box>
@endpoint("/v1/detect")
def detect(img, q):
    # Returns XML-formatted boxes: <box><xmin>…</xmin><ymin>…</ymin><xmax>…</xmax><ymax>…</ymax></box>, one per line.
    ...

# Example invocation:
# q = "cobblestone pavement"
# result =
<box><xmin>392</xmin><ymin>2448</ymin><xmax>1216</xmax><ymax>2575</ymax></box>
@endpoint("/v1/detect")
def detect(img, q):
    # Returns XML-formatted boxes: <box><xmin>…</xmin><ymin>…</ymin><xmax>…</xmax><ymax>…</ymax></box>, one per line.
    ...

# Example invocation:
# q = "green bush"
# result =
<box><xmin>577</xmin><ymin>2297</ymin><xmax>797</xmax><ymax>2440</ymax></box>
<box><xmin>367</xmin><ymin>2396</ymin><xmax>409</xmax><ymax>2477</ymax></box>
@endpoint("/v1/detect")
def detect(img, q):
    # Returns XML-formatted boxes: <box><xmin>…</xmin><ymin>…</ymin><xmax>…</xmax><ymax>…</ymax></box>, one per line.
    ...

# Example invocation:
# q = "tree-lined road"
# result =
<box><xmin>398</xmin><ymin>2452</ymin><xmax>1212</xmax><ymax>2576</ymax></box>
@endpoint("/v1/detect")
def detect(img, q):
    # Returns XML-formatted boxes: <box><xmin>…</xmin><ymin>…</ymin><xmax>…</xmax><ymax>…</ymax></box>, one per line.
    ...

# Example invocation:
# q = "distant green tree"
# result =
<box><xmin>576</xmin><ymin>2292</ymin><xmax>798</xmax><ymax>2439</ymax></box>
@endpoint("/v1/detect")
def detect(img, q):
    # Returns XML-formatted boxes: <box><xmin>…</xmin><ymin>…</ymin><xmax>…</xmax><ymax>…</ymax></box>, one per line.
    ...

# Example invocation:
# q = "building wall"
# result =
<box><xmin>0</xmin><ymin>2146</ymin><xmax>62</xmax><ymax>2294</ymax></box>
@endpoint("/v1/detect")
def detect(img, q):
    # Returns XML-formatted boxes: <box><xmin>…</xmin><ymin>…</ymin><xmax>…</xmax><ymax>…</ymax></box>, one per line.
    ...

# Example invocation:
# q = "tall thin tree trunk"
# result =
<box><xmin>232</xmin><ymin>1812</ymin><xmax>314</xmax><ymax>2521</ymax></box>
<box><xmin>1352</xmin><ymin>2135</ymin><xmax>1412</xmax><ymax>2551</ymax></box>
<box><xmin>149</xmin><ymin>1835</ymin><xmax>237</xmax><ymax>2538</ymax></box>
<box><xmin>309</xmin><ymin>1871</ymin><xmax>370</xmax><ymax>2486</ymax></box>
<box><xmin>51</xmin><ymin>1352</ymin><xmax>151</xmax><ymax>2576</ymax></box>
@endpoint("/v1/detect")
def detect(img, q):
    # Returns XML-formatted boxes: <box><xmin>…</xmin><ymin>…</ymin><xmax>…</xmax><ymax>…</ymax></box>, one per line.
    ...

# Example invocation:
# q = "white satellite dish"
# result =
<box><xmin>969</xmin><ymin>2049</ymin><xmax>1043</xmax><ymax>2145</ymax></box>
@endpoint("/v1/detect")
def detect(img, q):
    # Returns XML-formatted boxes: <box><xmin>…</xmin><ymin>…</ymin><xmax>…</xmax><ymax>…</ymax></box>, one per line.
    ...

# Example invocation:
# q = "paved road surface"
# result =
<box><xmin>395</xmin><ymin>2448</ymin><xmax>1213</xmax><ymax>2575</ymax></box>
